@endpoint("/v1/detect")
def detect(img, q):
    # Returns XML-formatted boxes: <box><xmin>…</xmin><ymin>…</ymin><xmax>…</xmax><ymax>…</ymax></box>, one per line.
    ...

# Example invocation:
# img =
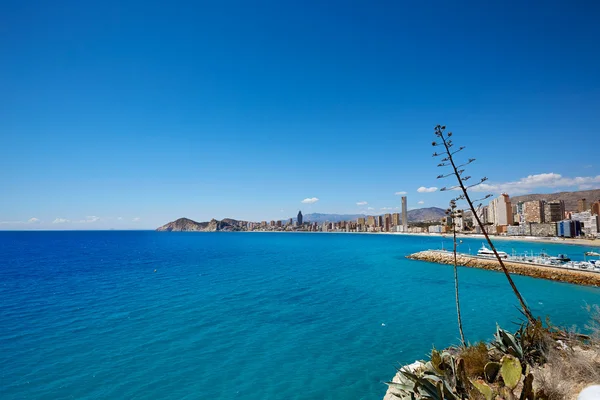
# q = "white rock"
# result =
<box><xmin>578</xmin><ymin>385</ymin><xmax>600</xmax><ymax>400</ymax></box>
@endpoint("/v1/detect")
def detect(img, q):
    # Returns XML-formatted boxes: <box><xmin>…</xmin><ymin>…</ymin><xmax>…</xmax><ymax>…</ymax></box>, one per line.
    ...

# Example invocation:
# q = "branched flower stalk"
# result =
<box><xmin>433</xmin><ymin>125</ymin><xmax>535</xmax><ymax>324</ymax></box>
<box><xmin>447</xmin><ymin>200</ymin><xmax>466</xmax><ymax>347</ymax></box>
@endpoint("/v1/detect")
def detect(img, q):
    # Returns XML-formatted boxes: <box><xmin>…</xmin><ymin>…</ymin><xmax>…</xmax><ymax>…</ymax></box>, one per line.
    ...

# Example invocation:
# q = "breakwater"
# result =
<box><xmin>407</xmin><ymin>250</ymin><xmax>600</xmax><ymax>287</ymax></box>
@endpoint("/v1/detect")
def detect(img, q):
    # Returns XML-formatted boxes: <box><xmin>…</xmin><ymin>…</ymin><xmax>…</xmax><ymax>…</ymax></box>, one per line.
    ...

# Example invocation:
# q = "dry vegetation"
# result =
<box><xmin>459</xmin><ymin>342</ymin><xmax>489</xmax><ymax>378</ymax></box>
<box><xmin>534</xmin><ymin>306</ymin><xmax>600</xmax><ymax>399</ymax></box>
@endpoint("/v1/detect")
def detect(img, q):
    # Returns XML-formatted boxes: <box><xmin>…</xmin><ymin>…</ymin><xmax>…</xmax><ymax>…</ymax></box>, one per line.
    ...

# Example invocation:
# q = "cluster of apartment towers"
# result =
<box><xmin>248</xmin><ymin>197</ymin><xmax>410</xmax><ymax>233</ymax></box>
<box><xmin>432</xmin><ymin>194</ymin><xmax>600</xmax><ymax>239</ymax></box>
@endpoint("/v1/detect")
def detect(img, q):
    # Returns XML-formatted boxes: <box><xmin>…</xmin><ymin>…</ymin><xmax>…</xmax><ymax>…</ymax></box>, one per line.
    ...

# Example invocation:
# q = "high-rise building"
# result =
<box><xmin>288</xmin><ymin>218</ymin><xmax>293</xmax><ymax>226</ymax></box>
<box><xmin>570</xmin><ymin>211</ymin><xmax>599</xmax><ymax>236</ymax></box>
<box><xmin>474</xmin><ymin>205</ymin><xmax>488</xmax><ymax>225</ymax></box>
<box><xmin>592</xmin><ymin>201</ymin><xmax>600</xmax><ymax>216</ymax></box>
<box><xmin>544</xmin><ymin>200</ymin><xmax>565</xmax><ymax>223</ymax></box>
<box><xmin>277</xmin><ymin>220</ymin><xmax>282</xmax><ymax>228</ymax></box>
<box><xmin>377</xmin><ymin>215</ymin><xmax>384</xmax><ymax>228</ymax></box>
<box><xmin>297</xmin><ymin>211</ymin><xmax>303</xmax><ymax>226</ymax></box>
<box><xmin>488</xmin><ymin>194</ymin><xmax>513</xmax><ymax>226</ymax></box>
<box><xmin>367</xmin><ymin>215</ymin><xmax>375</xmax><ymax>227</ymax></box>
<box><xmin>392</xmin><ymin>213</ymin><xmax>401</xmax><ymax>226</ymax></box>
<box><xmin>357</xmin><ymin>217</ymin><xmax>366</xmax><ymax>229</ymax></box>
<box><xmin>384</xmin><ymin>214</ymin><xmax>391</xmax><ymax>232</ymax></box>
<box><xmin>578</xmin><ymin>198</ymin><xmax>588</xmax><ymax>212</ymax></box>
<box><xmin>402</xmin><ymin>196</ymin><xmax>408</xmax><ymax>231</ymax></box>
<box><xmin>523</xmin><ymin>200</ymin><xmax>544</xmax><ymax>223</ymax></box>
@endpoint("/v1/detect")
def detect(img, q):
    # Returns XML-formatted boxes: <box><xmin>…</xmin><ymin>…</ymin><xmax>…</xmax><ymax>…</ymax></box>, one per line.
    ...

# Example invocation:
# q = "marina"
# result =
<box><xmin>407</xmin><ymin>246</ymin><xmax>600</xmax><ymax>287</ymax></box>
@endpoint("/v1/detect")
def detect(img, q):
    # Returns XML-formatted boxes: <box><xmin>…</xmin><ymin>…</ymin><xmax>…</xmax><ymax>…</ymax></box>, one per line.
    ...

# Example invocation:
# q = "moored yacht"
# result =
<box><xmin>477</xmin><ymin>244</ymin><xmax>508</xmax><ymax>259</ymax></box>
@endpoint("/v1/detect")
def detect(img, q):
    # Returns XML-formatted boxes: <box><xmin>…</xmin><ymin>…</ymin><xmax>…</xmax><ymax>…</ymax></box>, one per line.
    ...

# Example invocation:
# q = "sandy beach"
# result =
<box><xmin>386</xmin><ymin>231</ymin><xmax>600</xmax><ymax>248</ymax></box>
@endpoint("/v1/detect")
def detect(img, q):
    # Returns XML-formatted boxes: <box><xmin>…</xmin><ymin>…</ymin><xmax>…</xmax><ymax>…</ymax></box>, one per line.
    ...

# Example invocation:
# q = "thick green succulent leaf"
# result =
<box><xmin>500</xmin><ymin>355</ymin><xmax>522</xmax><ymax>390</ymax></box>
<box><xmin>470</xmin><ymin>379</ymin><xmax>493</xmax><ymax>400</ymax></box>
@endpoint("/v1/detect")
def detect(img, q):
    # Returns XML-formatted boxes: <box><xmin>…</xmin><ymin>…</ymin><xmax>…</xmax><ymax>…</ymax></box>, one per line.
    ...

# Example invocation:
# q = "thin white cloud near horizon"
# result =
<box><xmin>132</xmin><ymin>217</ymin><xmax>141</xmax><ymax>222</ymax></box>
<box><xmin>367</xmin><ymin>207</ymin><xmax>374</xmax><ymax>210</ymax></box>
<box><xmin>394</xmin><ymin>191</ymin><xmax>407</xmax><ymax>195</ymax></box>
<box><xmin>0</xmin><ymin>217</ymin><xmax>41</xmax><ymax>225</ymax></box>
<box><xmin>471</xmin><ymin>173</ymin><xmax>600</xmax><ymax>195</ymax></box>
<box><xmin>417</xmin><ymin>186</ymin><xmax>438</xmax><ymax>193</ymax></box>
<box><xmin>52</xmin><ymin>216</ymin><xmax>101</xmax><ymax>224</ymax></box>
<box><xmin>356</xmin><ymin>201</ymin><xmax>368</xmax><ymax>206</ymax></box>
<box><xmin>78</xmin><ymin>216</ymin><xmax>100</xmax><ymax>223</ymax></box>
<box><xmin>301</xmin><ymin>197</ymin><xmax>319</xmax><ymax>204</ymax></box>
<box><xmin>418</xmin><ymin>201</ymin><xmax>425</xmax><ymax>204</ymax></box>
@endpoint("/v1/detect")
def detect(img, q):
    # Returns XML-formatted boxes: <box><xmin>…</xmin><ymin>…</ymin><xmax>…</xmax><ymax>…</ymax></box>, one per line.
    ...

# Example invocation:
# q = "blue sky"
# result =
<box><xmin>2</xmin><ymin>0</ymin><xmax>599</xmax><ymax>230</ymax></box>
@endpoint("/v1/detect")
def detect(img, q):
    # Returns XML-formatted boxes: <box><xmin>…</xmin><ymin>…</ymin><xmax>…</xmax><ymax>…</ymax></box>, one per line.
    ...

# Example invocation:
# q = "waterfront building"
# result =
<box><xmin>357</xmin><ymin>217</ymin><xmax>365</xmax><ymax>229</ymax></box>
<box><xmin>367</xmin><ymin>215</ymin><xmax>375</xmax><ymax>227</ymax></box>
<box><xmin>428</xmin><ymin>225</ymin><xmax>443</xmax><ymax>233</ymax></box>
<box><xmin>297</xmin><ymin>211</ymin><xmax>303</xmax><ymax>226</ymax></box>
<box><xmin>475</xmin><ymin>205</ymin><xmax>488</xmax><ymax>225</ymax></box>
<box><xmin>277</xmin><ymin>220</ymin><xmax>282</xmax><ymax>228</ymax></box>
<box><xmin>592</xmin><ymin>201</ymin><xmax>600</xmax><ymax>216</ymax></box>
<box><xmin>392</xmin><ymin>213</ymin><xmax>400</xmax><ymax>226</ymax></box>
<box><xmin>455</xmin><ymin>211</ymin><xmax>464</xmax><ymax>231</ymax></box>
<box><xmin>514</xmin><ymin>202</ymin><xmax>525</xmax><ymax>225</ymax></box>
<box><xmin>578</xmin><ymin>198</ymin><xmax>588</xmax><ymax>212</ymax></box>
<box><xmin>377</xmin><ymin>215</ymin><xmax>383</xmax><ymax>227</ymax></box>
<box><xmin>544</xmin><ymin>200</ymin><xmax>565</xmax><ymax>223</ymax></box>
<box><xmin>288</xmin><ymin>218</ymin><xmax>293</xmax><ymax>226</ymax></box>
<box><xmin>384</xmin><ymin>214</ymin><xmax>391</xmax><ymax>232</ymax></box>
<box><xmin>507</xmin><ymin>225</ymin><xmax>526</xmax><ymax>236</ymax></box>
<box><xmin>402</xmin><ymin>196</ymin><xmax>408</xmax><ymax>231</ymax></box>
<box><xmin>488</xmin><ymin>194</ymin><xmax>513</xmax><ymax>226</ymax></box>
<box><xmin>523</xmin><ymin>200</ymin><xmax>544</xmax><ymax>223</ymax></box>
<box><xmin>558</xmin><ymin>220</ymin><xmax>582</xmax><ymax>238</ymax></box>
<box><xmin>570</xmin><ymin>211</ymin><xmax>599</xmax><ymax>236</ymax></box>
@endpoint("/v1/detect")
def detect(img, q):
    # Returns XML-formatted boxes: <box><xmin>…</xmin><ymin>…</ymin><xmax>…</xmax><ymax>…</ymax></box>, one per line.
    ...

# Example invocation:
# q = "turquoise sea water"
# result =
<box><xmin>2</xmin><ymin>231</ymin><xmax>600</xmax><ymax>399</ymax></box>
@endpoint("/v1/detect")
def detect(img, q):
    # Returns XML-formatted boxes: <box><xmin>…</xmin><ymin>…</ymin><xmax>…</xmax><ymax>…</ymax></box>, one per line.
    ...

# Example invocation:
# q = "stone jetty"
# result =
<box><xmin>407</xmin><ymin>250</ymin><xmax>600</xmax><ymax>287</ymax></box>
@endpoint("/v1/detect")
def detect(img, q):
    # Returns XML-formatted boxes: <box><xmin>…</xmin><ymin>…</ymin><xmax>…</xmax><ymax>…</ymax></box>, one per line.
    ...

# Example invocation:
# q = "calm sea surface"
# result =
<box><xmin>2</xmin><ymin>231</ymin><xmax>600</xmax><ymax>399</ymax></box>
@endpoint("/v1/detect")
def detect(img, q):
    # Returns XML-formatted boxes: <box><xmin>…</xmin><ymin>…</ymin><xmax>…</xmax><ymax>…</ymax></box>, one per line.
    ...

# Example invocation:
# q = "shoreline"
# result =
<box><xmin>245</xmin><ymin>230</ymin><xmax>600</xmax><ymax>248</ymax></box>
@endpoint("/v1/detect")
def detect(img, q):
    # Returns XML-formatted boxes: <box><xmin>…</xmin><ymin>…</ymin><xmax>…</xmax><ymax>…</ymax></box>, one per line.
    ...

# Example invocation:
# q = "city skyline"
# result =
<box><xmin>2</xmin><ymin>1</ymin><xmax>600</xmax><ymax>230</ymax></box>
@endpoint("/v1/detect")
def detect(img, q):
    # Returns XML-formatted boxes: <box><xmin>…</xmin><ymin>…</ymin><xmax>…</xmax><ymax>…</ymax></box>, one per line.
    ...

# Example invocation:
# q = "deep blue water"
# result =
<box><xmin>1</xmin><ymin>231</ymin><xmax>600</xmax><ymax>399</ymax></box>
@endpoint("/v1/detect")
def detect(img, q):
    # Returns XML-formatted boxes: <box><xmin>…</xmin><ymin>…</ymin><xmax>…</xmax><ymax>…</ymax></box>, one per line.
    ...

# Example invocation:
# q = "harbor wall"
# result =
<box><xmin>407</xmin><ymin>250</ymin><xmax>600</xmax><ymax>287</ymax></box>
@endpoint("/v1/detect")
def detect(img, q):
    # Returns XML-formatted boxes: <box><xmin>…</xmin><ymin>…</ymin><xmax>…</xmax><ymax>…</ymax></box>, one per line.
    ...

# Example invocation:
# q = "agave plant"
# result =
<box><xmin>491</xmin><ymin>324</ymin><xmax>524</xmax><ymax>361</ymax></box>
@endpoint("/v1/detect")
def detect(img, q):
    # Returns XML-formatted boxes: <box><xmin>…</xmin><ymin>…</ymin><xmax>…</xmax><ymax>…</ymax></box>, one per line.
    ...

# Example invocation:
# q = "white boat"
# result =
<box><xmin>585</xmin><ymin>251</ymin><xmax>600</xmax><ymax>257</ymax></box>
<box><xmin>477</xmin><ymin>244</ymin><xmax>508</xmax><ymax>259</ymax></box>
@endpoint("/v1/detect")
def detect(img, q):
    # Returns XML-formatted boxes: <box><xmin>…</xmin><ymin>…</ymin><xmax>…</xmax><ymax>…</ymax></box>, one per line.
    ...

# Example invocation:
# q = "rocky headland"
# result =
<box><xmin>156</xmin><ymin>217</ymin><xmax>246</xmax><ymax>232</ymax></box>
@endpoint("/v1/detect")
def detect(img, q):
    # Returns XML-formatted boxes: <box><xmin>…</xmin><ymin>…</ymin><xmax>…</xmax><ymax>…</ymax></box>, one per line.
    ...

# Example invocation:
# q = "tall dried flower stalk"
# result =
<box><xmin>432</xmin><ymin>125</ymin><xmax>535</xmax><ymax>324</ymax></box>
<box><xmin>447</xmin><ymin>199</ymin><xmax>466</xmax><ymax>347</ymax></box>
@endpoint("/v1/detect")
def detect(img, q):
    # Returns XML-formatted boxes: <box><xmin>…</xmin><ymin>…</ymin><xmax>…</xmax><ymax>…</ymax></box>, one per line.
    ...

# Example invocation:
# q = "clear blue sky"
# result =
<box><xmin>2</xmin><ymin>0</ymin><xmax>600</xmax><ymax>229</ymax></box>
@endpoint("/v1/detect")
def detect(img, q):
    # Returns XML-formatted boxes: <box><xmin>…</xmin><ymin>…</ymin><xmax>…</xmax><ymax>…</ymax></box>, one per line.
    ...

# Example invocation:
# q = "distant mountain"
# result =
<box><xmin>511</xmin><ymin>188</ymin><xmax>600</xmax><ymax>211</ymax></box>
<box><xmin>156</xmin><ymin>217</ymin><xmax>245</xmax><ymax>232</ymax></box>
<box><xmin>407</xmin><ymin>207</ymin><xmax>447</xmax><ymax>222</ymax></box>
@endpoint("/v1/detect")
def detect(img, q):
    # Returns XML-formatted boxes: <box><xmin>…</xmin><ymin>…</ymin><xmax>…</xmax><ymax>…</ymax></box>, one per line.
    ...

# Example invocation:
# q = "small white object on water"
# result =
<box><xmin>578</xmin><ymin>385</ymin><xmax>600</xmax><ymax>400</ymax></box>
<box><xmin>381</xmin><ymin>323</ymin><xmax>386</xmax><ymax>327</ymax></box>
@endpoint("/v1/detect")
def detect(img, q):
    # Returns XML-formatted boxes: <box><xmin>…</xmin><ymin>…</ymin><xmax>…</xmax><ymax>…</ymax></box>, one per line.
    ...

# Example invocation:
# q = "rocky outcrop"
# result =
<box><xmin>156</xmin><ymin>217</ymin><xmax>245</xmax><ymax>232</ymax></box>
<box><xmin>408</xmin><ymin>250</ymin><xmax>600</xmax><ymax>287</ymax></box>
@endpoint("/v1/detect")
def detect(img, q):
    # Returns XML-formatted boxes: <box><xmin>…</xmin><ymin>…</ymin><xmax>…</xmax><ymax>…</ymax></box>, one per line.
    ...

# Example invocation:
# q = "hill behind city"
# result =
<box><xmin>511</xmin><ymin>188</ymin><xmax>600</xmax><ymax>211</ymax></box>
